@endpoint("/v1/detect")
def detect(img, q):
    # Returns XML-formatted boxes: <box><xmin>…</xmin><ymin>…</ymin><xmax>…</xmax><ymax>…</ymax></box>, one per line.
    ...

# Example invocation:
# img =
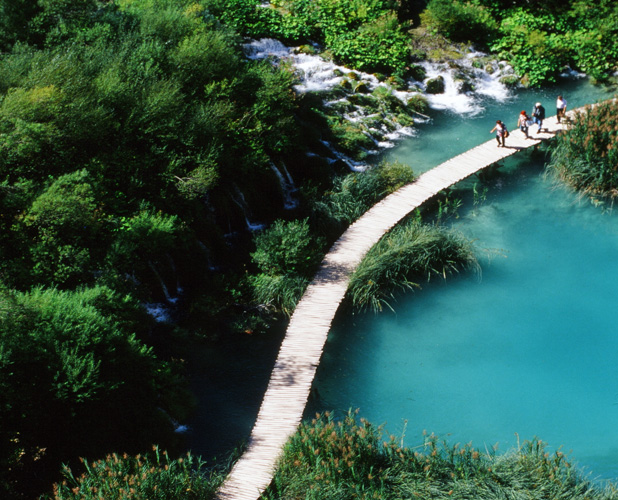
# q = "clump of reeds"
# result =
<box><xmin>264</xmin><ymin>411</ymin><xmax>618</xmax><ymax>500</ymax></box>
<box><xmin>49</xmin><ymin>446</ymin><xmax>223</xmax><ymax>500</ymax></box>
<box><xmin>347</xmin><ymin>218</ymin><xmax>479</xmax><ymax>312</ymax></box>
<box><xmin>546</xmin><ymin>99</ymin><xmax>618</xmax><ymax>202</ymax></box>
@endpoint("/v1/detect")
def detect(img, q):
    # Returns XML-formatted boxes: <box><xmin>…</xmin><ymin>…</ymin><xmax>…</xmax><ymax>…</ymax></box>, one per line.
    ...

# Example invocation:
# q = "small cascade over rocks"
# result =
<box><xmin>270</xmin><ymin>162</ymin><xmax>299</xmax><ymax>209</ymax></box>
<box><xmin>144</xmin><ymin>258</ymin><xmax>182</xmax><ymax>323</ymax></box>
<box><xmin>244</xmin><ymin>38</ymin><xmax>514</xmax><ymax>170</ymax></box>
<box><xmin>232</xmin><ymin>187</ymin><xmax>266</xmax><ymax>232</ymax></box>
<box><xmin>418</xmin><ymin>53</ymin><xmax>514</xmax><ymax>115</ymax></box>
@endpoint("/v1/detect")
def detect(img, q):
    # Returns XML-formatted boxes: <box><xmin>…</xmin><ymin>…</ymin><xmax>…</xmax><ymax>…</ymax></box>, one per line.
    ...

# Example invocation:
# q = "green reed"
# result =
<box><xmin>546</xmin><ymin>99</ymin><xmax>618</xmax><ymax>203</ymax></box>
<box><xmin>264</xmin><ymin>411</ymin><xmax>618</xmax><ymax>500</ymax></box>
<box><xmin>347</xmin><ymin>219</ymin><xmax>479</xmax><ymax>313</ymax></box>
<box><xmin>49</xmin><ymin>446</ymin><xmax>223</xmax><ymax>500</ymax></box>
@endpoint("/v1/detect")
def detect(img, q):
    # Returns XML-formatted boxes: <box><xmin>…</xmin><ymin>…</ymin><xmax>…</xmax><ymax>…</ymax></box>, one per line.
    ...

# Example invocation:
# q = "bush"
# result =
<box><xmin>249</xmin><ymin>218</ymin><xmax>325</xmax><ymax>315</ymax></box>
<box><xmin>421</xmin><ymin>0</ymin><xmax>498</xmax><ymax>48</ymax></box>
<box><xmin>251</xmin><ymin>218</ymin><xmax>325</xmax><ymax>276</ymax></box>
<box><xmin>0</xmin><ymin>286</ymin><xmax>191</xmax><ymax>497</ymax></box>
<box><xmin>490</xmin><ymin>10</ymin><xmax>567</xmax><ymax>86</ymax></box>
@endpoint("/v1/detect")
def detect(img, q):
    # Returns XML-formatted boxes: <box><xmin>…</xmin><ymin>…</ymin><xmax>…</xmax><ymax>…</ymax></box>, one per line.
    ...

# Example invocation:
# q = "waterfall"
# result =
<box><xmin>419</xmin><ymin>54</ymin><xmax>513</xmax><ymax>115</ymax></box>
<box><xmin>148</xmin><ymin>260</ymin><xmax>174</xmax><ymax>303</ymax></box>
<box><xmin>243</xmin><ymin>38</ymin><xmax>515</xmax><ymax>172</ymax></box>
<box><xmin>232</xmin><ymin>187</ymin><xmax>266</xmax><ymax>231</ymax></box>
<box><xmin>167</xmin><ymin>254</ymin><xmax>183</xmax><ymax>296</ymax></box>
<box><xmin>270</xmin><ymin>162</ymin><xmax>299</xmax><ymax>209</ymax></box>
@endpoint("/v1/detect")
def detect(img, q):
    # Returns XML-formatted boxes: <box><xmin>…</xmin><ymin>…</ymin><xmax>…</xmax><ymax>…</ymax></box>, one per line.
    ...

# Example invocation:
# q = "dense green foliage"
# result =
<box><xmin>49</xmin><ymin>447</ymin><xmax>222</xmax><ymax>499</ymax></box>
<box><xmin>265</xmin><ymin>411</ymin><xmax>617</xmax><ymax>500</ymax></box>
<box><xmin>250</xmin><ymin>218</ymin><xmax>326</xmax><ymax>316</ymax></box>
<box><xmin>546</xmin><ymin>99</ymin><xmax>618</xmax><ymax>202</ymax></box>
<box><xmin>348</xmin><ymin>218</ymin><xmax>479</xmax><ymax>312</ymax></box>
<box><xmin>0</xmin><ymin>0</ymin><xmax>309</xmax><ymax>496</ymax></box>
<box><xmin>422</xmin><ymin>0</ymin><xmax>618</xmax><ymax>85</ymax></box>
<box><xmin>247</xmin><ymin>161</ymin><xmax>419</xmax><ymax>317</ymax></box>
<box><xmin>205</xmin><ymin>0</ymin><xmax>415</xmax><ymax>76</ymax></box>
<box><xmin>1</xmin><ymin>0</ymin><xmax>615</xmax><ymax>496</ymax></box>
<box><xmin>0</xmin><ymin>285</ymin><xmax>192</xmax><ymax>497</ymax></box>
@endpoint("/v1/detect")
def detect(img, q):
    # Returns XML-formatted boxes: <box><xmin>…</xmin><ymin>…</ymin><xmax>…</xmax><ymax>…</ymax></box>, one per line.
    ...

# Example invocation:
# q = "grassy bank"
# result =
<box><xmin>264</xmin><ymin>411</ymin><xmax>618</xmax><ymax>500</ymax></box>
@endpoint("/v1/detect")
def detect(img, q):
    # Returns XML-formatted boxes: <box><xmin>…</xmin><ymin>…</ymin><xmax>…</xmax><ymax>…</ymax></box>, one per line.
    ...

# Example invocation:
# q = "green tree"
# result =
<box><xmin>0</xmin><ymin>286</ymin><xmax>190</xmax><ymax>498</ymax></box>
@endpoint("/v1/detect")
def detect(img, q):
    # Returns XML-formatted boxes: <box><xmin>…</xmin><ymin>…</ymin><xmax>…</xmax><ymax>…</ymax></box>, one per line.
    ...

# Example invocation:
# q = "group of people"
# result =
<box><xmin>490</xmin><ymin>96</ymin><xmax>567</xmax><ymax>147</ymax></box>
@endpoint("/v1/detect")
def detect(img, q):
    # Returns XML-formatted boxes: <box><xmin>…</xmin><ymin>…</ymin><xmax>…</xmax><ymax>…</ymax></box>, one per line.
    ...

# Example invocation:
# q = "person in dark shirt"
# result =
<box><xmin>532</xmin><ymin>102</ymin><xmax>545</xmax><ymax>134</ymax></box>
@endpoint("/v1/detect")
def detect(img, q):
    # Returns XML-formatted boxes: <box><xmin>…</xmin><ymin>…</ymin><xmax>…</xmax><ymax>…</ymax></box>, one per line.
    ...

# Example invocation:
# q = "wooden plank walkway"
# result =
<box><xmin>216</xmin><ymin>111</ymin><xmax>574</xmax><ymax>500</ymax></box>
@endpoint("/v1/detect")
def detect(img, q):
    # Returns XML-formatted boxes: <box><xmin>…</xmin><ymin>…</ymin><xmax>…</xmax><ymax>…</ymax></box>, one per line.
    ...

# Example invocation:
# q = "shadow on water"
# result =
<box><xmin>185</xmin><ymin>324</ymin><xmax>287</xmax><ymax>462</ymax></box>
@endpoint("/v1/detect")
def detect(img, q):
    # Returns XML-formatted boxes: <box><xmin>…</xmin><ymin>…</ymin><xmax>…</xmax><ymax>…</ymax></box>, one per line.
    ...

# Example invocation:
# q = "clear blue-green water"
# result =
<box><xmin>189</xmin><ymin>76</ymin><xmax>618</xmax><ymax>480</ymax></box>
<box><xmin>309</xmin><ymin>78</ymin><xmax>618</xmax><ymax>480</ymax></box>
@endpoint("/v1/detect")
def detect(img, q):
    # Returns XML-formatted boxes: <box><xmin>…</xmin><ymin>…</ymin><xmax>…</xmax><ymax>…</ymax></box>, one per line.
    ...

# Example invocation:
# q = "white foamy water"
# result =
<box><xmin>244</xmin><ymin>39</ymin><xmax>514</xmax><ymax>170</ymax></box>
<box><xmin>419</xmin><ymin>54</ymin><xmax>513</xmax><ymax>116</ymax></box>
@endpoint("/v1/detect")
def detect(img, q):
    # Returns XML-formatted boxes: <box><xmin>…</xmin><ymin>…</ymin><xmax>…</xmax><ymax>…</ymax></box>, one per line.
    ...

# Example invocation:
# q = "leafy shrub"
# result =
<box><xmin>0</xmin><ymin>286</ymin><xmax>190</xmax><ymax>497</ymax></box>
<box><xmin>421</xmin><ymin>0</ymin><xmax>498</xmax><ymax>47</ymax></box>
<box><xmin>490</xmin><ymin>10</ymin><xmax>567</xmax><ymax>86</ymax></box>
<box><xmin>249</xmin><ymin>218</ymin><xmax>325</xmax><ymax>315</ymax></box>
<box><xmin>328</xmin><ymin>12</ymin><xmax>412</xmax><ymax>75</ymax></box>
<box><xmin>348</xmin><ymin>219</ymin><xmax>479</xmax><ymax>312</ymax></box>
<box><xmin>546</xmin><ymin>99</ymin><xmax>618</xmax><ymax>201</ymax></box>
<box><xmin>251</xmin><ymin>218</ymin><xmax>325</xmax><ymax>276</ymax></box>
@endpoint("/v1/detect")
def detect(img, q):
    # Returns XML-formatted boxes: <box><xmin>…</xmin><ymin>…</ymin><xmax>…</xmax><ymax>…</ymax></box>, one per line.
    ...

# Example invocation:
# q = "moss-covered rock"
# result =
<box><xmin>295</xmin><ymin>44</ymin><xmax>316</xmax><ymax>55</ymax></box>
<box><xmin>353</xmin><ymin>82</ymin><xmax>370</xmax><ymax>94</ymax></box>
<box><xmin>408</xmin><ymin>64</ymin><xmax>427</xmax><ymax>82</ymax></box>
<box><xmin>500</xmin><ymin>74</ymin><xmax>521</xmax><ymax>87</ymax></box>
<box><xmin>425</xmin><ymin>75</ymin><xmax>445</xmax><ymax>94</ymax></box>
<box><xmin>385</xmin><ymin>75</ymin><xmax>407</xmax><ymax>90</ymax></box>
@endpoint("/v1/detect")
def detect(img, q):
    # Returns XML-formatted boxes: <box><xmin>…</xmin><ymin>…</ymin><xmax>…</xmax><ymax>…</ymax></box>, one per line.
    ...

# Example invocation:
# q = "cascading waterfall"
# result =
<box><xmin>244</xmin><ymin>38</ymin><xmax>514</xmax><ymax>170</ymax></box>
<box><xmin>144</xmin><ymin>261</ymin><xmax>178</xmax><ymax>323</ymax></box>
<box><xmin>419</xmin><ymin>56</ymin><xmax>513</xmax><ymax>115</ymax></box>
<box><xmin>232</xmin><ymin>187</ymin><xmax>266</xmax><ymax>232</ymax></box>
<box><xmin>270</xmin><ymin>162</ymin><xmax>299</xmax><ymax>210</ymax></box>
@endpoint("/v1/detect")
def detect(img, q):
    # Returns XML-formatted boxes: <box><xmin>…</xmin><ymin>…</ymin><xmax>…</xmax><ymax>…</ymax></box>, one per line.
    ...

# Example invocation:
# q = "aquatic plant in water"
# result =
<box><xmin>546</xmin><ymin>99</ymin><xmax>618</xmax><ymax>203</ymax></box>
<box><xmin>348</xmin><ymin>219</ymin><xmax>479</xmax><ymax>313</ymax></box>
<box><xmin>265</xmin><ymin>411</ymin><xmax>618</xmax><ymax>500</ymax></box>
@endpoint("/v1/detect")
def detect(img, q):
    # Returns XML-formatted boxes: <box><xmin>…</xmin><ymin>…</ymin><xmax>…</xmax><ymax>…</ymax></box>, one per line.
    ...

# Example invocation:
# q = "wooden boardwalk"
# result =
<box><xmin>216</xmin><ymin>112</ymin><xmax>572</xmax><ymax>500</ymax></box>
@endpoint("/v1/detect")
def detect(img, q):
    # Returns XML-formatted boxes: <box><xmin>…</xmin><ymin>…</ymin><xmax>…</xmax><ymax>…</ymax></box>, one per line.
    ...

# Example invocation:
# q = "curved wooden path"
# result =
<box><xmin>217</xmin><ymin>111</ymin><xmax>576</xmax><ymax>500</ymax></box>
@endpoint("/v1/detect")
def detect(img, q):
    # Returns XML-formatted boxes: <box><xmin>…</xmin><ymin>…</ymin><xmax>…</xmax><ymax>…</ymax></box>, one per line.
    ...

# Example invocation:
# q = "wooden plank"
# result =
<box><xmin>216</xmin><ymin>109</ymin><xmax>580</xmax><ymax>500</ymax></box>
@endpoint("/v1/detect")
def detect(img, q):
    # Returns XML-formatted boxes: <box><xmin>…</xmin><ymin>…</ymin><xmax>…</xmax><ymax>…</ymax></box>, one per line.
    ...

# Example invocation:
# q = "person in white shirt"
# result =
<box><xmin>556</xmin><ymin>95</ymin><xmax>567</xmax><ymax>124</ymax></box>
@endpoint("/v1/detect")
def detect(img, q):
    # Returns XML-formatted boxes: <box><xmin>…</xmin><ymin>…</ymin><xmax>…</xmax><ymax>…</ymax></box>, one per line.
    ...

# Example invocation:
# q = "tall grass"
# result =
<box><xmin>348</xmin><ymin>218</ymin><xmax>479</xmax><ymax>312</ymax></box>
<box><xmin>264</xmin><ymin>411</ymin><xmax>618</xmax><ymax>500</ymax></box>
<box><xmin>546</xmin><ymin>99</ymin><xmax>618</xmax><ymax>203</ymax></box>
<box><xmin>49</xmin><ymin>446</ymin><xmax>223</xmax><ymax>500</ymax></box>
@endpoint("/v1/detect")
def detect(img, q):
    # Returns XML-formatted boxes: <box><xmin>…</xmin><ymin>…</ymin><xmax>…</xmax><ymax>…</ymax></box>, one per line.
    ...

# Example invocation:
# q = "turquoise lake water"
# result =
<box><xmin>309</xmin><ymin>78</ymin><xmax>618</xmax><ymax>480</ymax></box>
<box><xmin>188</xmin><ymin>76</ymin><xmax>618</xmax><ymax>481</ymax></box>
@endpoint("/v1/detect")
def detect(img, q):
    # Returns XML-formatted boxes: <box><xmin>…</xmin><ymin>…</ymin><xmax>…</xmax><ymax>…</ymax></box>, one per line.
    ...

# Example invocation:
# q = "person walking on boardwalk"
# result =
<box><xmin>556</xmin><ymin>95</ymin><xmax>567</xmax><ymax>123</ymax></box>
<box><xmin>531</xmin><ymin>102</ymin><xmax>545</xmax><ymax>133</ymax></box>
<box><xmin>518</xmin><ymin>110</ymin><xmax>531</xmax><ymax>139</ymax></box>
<box><xmin>490</xmin><ymin>120</ymin><xmax>507</xmax><ymax>147</ymax></box>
